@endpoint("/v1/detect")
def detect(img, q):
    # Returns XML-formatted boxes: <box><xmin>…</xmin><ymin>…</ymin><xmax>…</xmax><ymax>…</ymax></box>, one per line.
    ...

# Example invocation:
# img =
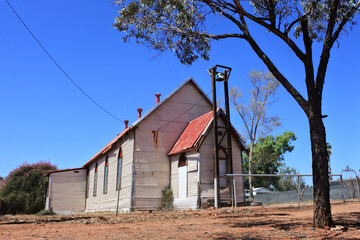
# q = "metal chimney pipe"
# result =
<box><xmin>155</xmin><ymin>93</ymin><xmax>161</xmax><ymax>104</ymax></box>
<box><xmin>124</xmin><ymin>120</ymin><xmax>129</xmax><ymax>129</ymax></box>
<box><xmin>137</xmin><ymin>108</ymin><xmax>143</xmax><ymax>119</ymax></box>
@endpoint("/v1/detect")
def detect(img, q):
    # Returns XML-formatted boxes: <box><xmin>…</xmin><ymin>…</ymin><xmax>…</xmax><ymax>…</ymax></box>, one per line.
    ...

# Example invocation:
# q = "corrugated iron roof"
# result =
<box><xmin>168</xmin><ymin>110</ymin><xmax>214</xmax><ymax>156</ymax></box>
<box><xmin>82</xmin><ymin>128</ymin><xmax>130</xmax><ymax>168</ymax></box>
<box><xmin>47</xmin><ymin>167</ymin><xmax>86</xmax><ymax>175</ymax></box>
<box><xmin>168</xmin><ymin>109</ymin><xmax>247</xmax><ymax>156</ymax></box>
<box><xmin>82</xmin><ymin>77</ymin><xmax>212</xmax><ymax>168</ymax></box>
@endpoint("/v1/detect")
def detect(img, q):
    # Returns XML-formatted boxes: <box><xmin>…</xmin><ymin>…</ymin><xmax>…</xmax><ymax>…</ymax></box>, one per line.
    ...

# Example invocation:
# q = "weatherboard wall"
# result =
<box><xmin>85</xmin><ymin>132</ymin><xmax>134</xmax><ymax>212</ymax></box>
<box><xmin>170</xmin><ymin>151</ymin><xmax>199</xmax><ymax>210</ymax></box>
<box><xmin>133</xmin><ymin>81</ymin><xmax>212</xmax><ymax>210</ymax></box>
<box><xmin>46</xmin><ymin>169</ymin><xmax>87</xmax><ymax>213</ymax></box>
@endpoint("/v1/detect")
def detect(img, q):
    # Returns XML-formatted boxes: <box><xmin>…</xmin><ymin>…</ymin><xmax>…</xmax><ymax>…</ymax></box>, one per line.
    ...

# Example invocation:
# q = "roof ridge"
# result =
<box><xmin>83</xmin><ymin>77</ymin><xmax>211</xmax><ymax>167</ymax></box>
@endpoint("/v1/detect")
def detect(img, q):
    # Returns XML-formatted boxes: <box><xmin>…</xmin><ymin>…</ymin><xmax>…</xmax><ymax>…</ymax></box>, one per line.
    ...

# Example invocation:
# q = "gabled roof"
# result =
<box><xmin>83</xmin><ymin>77</ymin><xmax>212</xmax><ymax>168</ymax></box>
<box><xmin>130</xmin><ymin>77</ymin><xmax>212</xmax><ymax>128</ymax></box>
<box><xmin>168</xmin><ymin>111</ymin><xmax>213</xmax><ymax>156</ymax></box>
<box><xmin>168</xmin><ymin>109</ymin><xmax>247</xmax><ymax>156</ymax></box>
<box><xmin>82</xmin><ymin>128</ymin><xmax>130</xmax><ymax>168</ymax></box>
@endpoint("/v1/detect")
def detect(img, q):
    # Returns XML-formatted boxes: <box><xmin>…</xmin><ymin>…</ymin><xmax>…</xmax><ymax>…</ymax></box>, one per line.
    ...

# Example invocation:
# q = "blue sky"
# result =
<box><xmin>1</xmin><ymin>0</ymin><xmax>359</xmax><ymax>182</ymax></box>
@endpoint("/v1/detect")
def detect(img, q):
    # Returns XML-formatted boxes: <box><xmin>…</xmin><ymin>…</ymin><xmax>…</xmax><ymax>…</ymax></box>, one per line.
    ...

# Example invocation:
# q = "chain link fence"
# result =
<box><xmin>227</xmin><ymin>174</ymin><xmax>360</xmax><ymax>207</ymax></box>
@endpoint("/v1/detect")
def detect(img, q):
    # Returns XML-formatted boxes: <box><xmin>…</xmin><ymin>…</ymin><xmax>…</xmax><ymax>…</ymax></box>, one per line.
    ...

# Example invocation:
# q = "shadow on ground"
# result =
<box><xmin>336</xmin><ymin>212</ymin><xmax>360</xmax><ymax>228</ymax></box>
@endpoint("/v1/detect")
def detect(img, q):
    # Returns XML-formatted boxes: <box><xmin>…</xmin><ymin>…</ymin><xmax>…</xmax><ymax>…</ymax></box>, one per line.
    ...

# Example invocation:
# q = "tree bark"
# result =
<box><xmin>308</xmin><ymin>108</ymin><xmax>333</xmax><ymax>228</ymax></box>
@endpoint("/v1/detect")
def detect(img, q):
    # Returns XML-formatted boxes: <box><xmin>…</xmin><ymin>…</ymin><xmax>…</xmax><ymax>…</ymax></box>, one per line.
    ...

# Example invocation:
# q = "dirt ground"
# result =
<box><xmin>0</xmin><ymin>200</ymin><xmax>359</xmax><ymax>240</ymax></box>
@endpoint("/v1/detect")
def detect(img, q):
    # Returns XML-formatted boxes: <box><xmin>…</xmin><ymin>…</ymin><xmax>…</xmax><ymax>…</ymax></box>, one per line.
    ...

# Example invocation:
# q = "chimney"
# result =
<box><xmin>155</xmin><ymin>93</ymin><xmax>161</xmax><ymax>104</ymax></box>
<box><xmin>124</xmin><ymin>120</ymin><xmax>129</xmax><ymax>129</ymax></box>
<box><xmin>137</xmin><ymin>108</ymin><xmax>143</xmax><ymax>119</ymax></box>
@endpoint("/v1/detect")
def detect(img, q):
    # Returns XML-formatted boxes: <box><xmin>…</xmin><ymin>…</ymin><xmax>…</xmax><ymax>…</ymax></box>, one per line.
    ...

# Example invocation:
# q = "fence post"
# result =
<box><xmin>233</xmin><ymin>177</ymin><xmax>237</xmax><ymax>207</ymax></box>
<box><xmin>340</xmin><ymin>175</ymin><xmax>345</xmax><ymax>203</ymax></box>
<box><xmin>297</xmin><ymin>176</ymin><xmax>300</xmax><ymax>208</ymax></box>
<box><xmin>231</xmin><ymin>176</ymin><xmax>234</xmax><ymax>213</ymax></box>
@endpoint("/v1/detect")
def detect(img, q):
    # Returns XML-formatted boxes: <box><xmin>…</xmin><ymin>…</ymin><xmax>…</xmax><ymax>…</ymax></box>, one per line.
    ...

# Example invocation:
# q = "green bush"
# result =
<box><xmin>160</xmin><ymin>186</ymin><xmax>174</xmax><ymax>212</ymax></box>
<box><xmin>0</xmin><ymin>162</ymin><xmax>56</xmax><ymax>214</ymax></box>
<box><xmin>37</xmin><ymin>209</ymin><xmax>56</xmax><ymax>216</ymax></box>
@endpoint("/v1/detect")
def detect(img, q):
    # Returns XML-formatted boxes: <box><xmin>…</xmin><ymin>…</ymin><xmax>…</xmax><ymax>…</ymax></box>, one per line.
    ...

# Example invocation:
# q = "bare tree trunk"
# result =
<box><xmin>309</xmin><ymin>112</ymin><xmax>333</xmax><ymax>228</ymax></box>
<box><xmin>300</xmin><ymin>186</ymin><xmax>308</xmax><ymax>202</ymax></box>
<box><xmin>248</xmin><ymin>141</ymin><xmax>254</xmax><ymax>200</ymax></box>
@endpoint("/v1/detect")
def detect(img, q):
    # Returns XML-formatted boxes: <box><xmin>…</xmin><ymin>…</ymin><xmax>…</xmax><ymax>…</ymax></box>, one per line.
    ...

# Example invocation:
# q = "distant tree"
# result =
<box><xmin>231</xmin><ymin>70</ymin><xmax>280</xmax><ymax>199</ymax></box>
<box><xmin>113</xmin><ymin>0</ymin><xmax>360</xmax><ymax>227</ymax></box>
<box><xmin>344</xmin><ymin>178</ymin><xmax>357</xmax><ymax>198</ymax></box>
<box><xmin>243</xmin><ymin>131</ymin><xmax>297</xmax><ymax>190</ymax></box>
<box><xmin>0</xmin><ymin>162</ymin><xmax>56</xmax><ymax>214</ymax></box>
<box><xmin>0</xmin><ymin>176</ymin><xmax>4</xmax><ymax>192</ymax></box>
<box><xmin>327</xmin><ymin>143</ymin><xmax>333</xmax><ymax>178</ymax></box>
<box><xmin>277</xmin><ymin>166</ymin><xmax>306</xmax><ymax>192</ymax></box>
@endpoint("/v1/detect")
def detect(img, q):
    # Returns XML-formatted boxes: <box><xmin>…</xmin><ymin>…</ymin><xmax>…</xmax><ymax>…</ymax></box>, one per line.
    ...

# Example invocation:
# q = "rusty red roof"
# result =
<box><xmin>168</xmin><ymin>109</ymin><xmax>247</xmax><ymax>156</ymax></box>
<box><xmin>168</xmin><ymin>110</ymin><xmax>214</xmax><ymax>156</ymax></box>
<box><xmin>82</xmin><ymin>127</ymin><xmax>130</xmax><ymax>168</ymax></box>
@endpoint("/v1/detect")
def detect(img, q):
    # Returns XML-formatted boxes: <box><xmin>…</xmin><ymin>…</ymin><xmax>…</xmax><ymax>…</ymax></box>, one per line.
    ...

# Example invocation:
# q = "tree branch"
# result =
<box><xmin>242</xmin><ymin>31</ymin><xmax>309</xmax><ymax>115</ymax></box>
<box><xmin>332</xmin><ymin>0</ymin><xmax>360</xmax><ymax>42</ymax></box>
<box><xmin>253</xmin><ymin>85</ymin><xmax>271</xmax><ymax>141</ymax></box>
<box><xmin>315</xmin><ymin>0</ymin><xmax>341</xmax><ymax>96</ymax></box>
<box><xmin>153</xmin><ymin>24</ymin><xmax>245</xmax><ymax>40</ymax></box>
<box><xmin>202</xmin><ymin>0</ymin><xmax>244</xmax><ymax>30</ymax></box>
<box><xmin>233</xmin><ymin>0</ymin><xmax>306</xmax><ymax>64</ymax></box>
<box><xmin>300</xmin><ymin>18</ymin><xmax>316</xmax><ymax>105</ymax></box>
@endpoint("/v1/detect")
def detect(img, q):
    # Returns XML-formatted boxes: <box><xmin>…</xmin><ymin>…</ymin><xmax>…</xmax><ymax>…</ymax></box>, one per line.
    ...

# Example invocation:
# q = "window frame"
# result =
<box><xmin>116</xmin><ymin>148</ymin><xmax>123</xmax><ymax>191</ymax></box>
<box><xmin>103</xmin><ymin>155</ymin><xmax>109</xmax><ymax>194</ymax></box>
<box><xmin>93</xmin><ymin>162</ymin><xmax>98</xmax><ymax>197</ymax></box>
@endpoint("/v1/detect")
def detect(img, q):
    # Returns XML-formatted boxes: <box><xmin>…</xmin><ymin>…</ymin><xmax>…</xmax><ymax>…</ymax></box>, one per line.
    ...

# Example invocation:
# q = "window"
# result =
<box><xmin>116</xmin><ymin>148</ymin><xmax>123</xmax><ymax>190</ymax></box>
<box><xmin>219</xmin><ymin>147</ymin><xmax>228</xmax><ymax>189</ymax></box>
<box><xmin>178</xmin><ymin>152</ymin><xmax>187</xmax><ymax>167</ymax></box>
<box><xmin>93</xmin><ymin>162</ymin><xmax>98</xmax><ymax>196</ymax></box>
<box><xmin>103</xmin><ymin>156</ymin><xmax>109</xmax><ymax>194</ymax></box>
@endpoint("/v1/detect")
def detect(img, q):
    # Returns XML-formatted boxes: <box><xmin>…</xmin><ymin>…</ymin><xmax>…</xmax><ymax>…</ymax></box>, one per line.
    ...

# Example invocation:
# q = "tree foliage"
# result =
<box><xmin>0</xmin><ymin>162</ymin><xmax>56</xmax><ymax>214</ymax></box>
<box><xmin>114</xmin><ymin>0</ymin><xmax>211</xmax><ymax>65</ymax></box>
<box><xmin>114</xmin><ymin>0</ymin><xmax>359</xmax><ymax>66</ymax></box>
<box><xmin>114</xmin><ymin>0</ymin><xmax>360</xmax><ymax>227</ymax></box>
<box><xmin>243</xmin><ymin>131</ymin><xmax>297</xmax><ymax>190</ymax></box>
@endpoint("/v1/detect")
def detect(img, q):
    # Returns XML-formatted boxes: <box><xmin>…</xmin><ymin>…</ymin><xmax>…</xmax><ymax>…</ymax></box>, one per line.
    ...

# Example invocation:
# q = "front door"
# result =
<box><xmin>178</xmin><ymin>165</ymin><xmax>187</xmax><ymax>199</ymax></box>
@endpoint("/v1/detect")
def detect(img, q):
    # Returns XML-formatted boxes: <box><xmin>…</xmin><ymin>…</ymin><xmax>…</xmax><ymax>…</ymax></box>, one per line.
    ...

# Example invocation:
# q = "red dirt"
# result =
<box><xmin>1</xmin><ymin>200</ymin><xmax>359</xmax><ymax>239</ymax></box>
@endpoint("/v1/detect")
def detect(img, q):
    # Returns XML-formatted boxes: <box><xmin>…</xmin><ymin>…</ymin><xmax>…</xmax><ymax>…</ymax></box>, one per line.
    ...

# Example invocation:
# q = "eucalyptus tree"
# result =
<box><xmin>242</xmin><ymin>131</ymin><xmax>297</xmax><ymax>191</ymax></box>
<box><xmin>231</xmin><ymin>70</ymin><xmax>280</xmax><ymax>199</ymax></box>
<box><xmin>113</xmin><ymin>0</ymin><xmax>360</xmax><ymax>227</ymax></box>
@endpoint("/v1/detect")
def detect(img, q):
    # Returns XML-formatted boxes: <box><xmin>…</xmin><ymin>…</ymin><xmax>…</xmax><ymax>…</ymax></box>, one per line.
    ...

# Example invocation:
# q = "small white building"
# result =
<box><xmin>45</xmin><ymin>78</ymin><xmax>247</xmax><ymax>213</ymax></box>
<box><xmin>245</xmin><ymin>187</ymin><xmax>272</xmax><ymax>197</ymax></box>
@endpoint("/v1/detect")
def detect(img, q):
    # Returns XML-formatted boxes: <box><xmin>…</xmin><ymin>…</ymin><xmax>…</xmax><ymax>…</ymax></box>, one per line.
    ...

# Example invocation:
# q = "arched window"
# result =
<box><xmin>93</xmin><ymin>162</ymin><xmax>98</xmax><ymax>196</ymax></box>
<box><xmin>116</xmin><ymin>148</ymin><xmax>123</xmax><ymax>190</ymax></box>
<box><xmin>103</xmin><ymin>156</ymin><xmax>109</xmax><ymax>194</ymax></box>
<box><xmin>178</xmin><ymin>152</ymin><xmax>187</xmax><ymax>167</ymax></box>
